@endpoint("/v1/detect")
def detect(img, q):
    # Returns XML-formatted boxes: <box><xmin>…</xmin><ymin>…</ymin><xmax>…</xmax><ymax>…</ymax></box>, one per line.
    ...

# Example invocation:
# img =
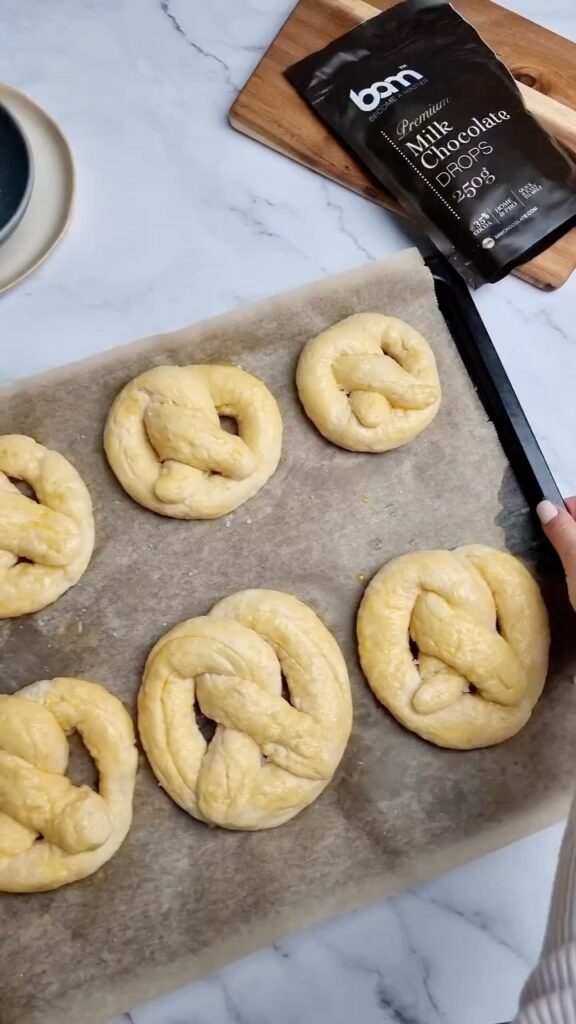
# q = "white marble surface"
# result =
<box><xmin>1</xmin><ymin>1</ymin><xmax>575</xmax><ymax>1022</ymax></box>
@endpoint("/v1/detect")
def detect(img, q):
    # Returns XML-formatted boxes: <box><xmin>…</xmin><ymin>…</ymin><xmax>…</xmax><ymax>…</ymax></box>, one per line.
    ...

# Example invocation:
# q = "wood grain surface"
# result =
<box><xmin>230</xmin><ymin>0</ymin><xmax>576</xmax><ymax>289</ymax></box>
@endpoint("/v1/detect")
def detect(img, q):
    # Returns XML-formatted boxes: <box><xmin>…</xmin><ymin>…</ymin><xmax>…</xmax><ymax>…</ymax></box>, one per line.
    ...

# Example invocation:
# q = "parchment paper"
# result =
<box><xmin>1</xmin><ymin>249</ymin><xmax>575</xmax><ymax>1024</ymax></box>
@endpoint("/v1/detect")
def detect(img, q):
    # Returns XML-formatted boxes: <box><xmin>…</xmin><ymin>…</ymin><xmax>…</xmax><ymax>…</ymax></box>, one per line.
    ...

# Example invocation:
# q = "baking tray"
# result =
<box><xmin>427</xmin><ymin>250</ymin><xmax>565</xmax><ymax>510</ymax></box>
<box><xmin>1</xmin><ymin>249</ymin><xmax>573</xmax><ymax>1024</ymax></box>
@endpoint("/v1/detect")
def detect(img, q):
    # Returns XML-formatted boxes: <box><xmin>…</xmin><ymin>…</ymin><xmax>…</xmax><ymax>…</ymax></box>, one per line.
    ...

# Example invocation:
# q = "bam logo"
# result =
<box><xmin>350</xmin><ymin>68</ymin><xmax>424</xmax><ymax>112</ymax></box>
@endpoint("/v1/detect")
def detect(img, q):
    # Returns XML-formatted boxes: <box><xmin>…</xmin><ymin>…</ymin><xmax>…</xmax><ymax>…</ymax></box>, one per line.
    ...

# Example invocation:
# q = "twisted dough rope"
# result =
<box><xmin>104</xmin><ymin>365</ymin><xmax>283</xmax><ymax>519</ymax></box>
<box><xmin>138</xmin><ymin>590</ymin><xmax>352</xmax><ymax>829</ymax></box>
<box><xmin>0</xmin><ymin>678</ymin><xmax>137</xmax><ymax>892</ymax></box>
<box><xmin>296</xmin><ymin>313</ymin><xmax>441</xmax><ymax>452</ymax></box>
<box><xmin>0</xmin><ymin>435</ymin><xmax>94</xmax><ymax>618</ymax></box>
<box><xmin>357</xmin><ymin>546</ymin><xmax>550</xmax><ymax>749</ymax></box>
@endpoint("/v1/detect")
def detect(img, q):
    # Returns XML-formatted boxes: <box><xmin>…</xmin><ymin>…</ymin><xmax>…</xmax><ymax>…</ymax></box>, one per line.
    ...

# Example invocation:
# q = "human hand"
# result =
<box><xmin>537</xmin><ymin>498</ymin><xmax>576</xmax><ymax>610</ymax></box>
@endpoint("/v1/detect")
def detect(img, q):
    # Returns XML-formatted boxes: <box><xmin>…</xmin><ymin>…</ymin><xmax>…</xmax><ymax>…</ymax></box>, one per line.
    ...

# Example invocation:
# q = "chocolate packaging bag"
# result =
<box><xmin>287</xmin><ymin>0</ymin><xmax>576</xmax><ymax>285</ymax></box>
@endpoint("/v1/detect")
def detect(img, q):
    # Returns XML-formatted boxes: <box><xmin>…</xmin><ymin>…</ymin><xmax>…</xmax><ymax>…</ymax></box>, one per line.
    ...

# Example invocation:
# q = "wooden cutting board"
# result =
<box><xmin>230</xmin><ymin>0</ymin><xmax>576</xmax><ymax>288</ymax></box>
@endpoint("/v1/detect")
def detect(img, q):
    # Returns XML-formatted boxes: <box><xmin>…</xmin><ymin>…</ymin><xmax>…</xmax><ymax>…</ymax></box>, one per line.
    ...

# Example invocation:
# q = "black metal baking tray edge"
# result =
<box><xmin>426</xmin><ymin>251</ymin><xmax>565</xmax><ymax>511</ymax></box>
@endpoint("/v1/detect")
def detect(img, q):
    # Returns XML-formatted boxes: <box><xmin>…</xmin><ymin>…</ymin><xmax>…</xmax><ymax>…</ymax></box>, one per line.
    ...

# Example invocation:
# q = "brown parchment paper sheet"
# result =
<box><xmin>1</xmin><ymin>249</ymin><xmax>575</xmax><ymax>1024</ymax></box>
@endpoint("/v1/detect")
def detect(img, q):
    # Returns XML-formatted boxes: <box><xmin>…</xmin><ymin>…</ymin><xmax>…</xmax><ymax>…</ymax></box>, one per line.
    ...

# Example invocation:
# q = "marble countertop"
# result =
<box><xmin>1</xmin><ymin>1</ymin><xmax>575</xmax><ymax>1022</ymax></box>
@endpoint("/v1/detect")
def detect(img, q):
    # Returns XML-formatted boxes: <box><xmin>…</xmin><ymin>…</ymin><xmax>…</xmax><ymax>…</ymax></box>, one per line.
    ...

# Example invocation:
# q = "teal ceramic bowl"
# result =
<box><xmin>0</xmin><ymin>102</ymin><xmax>34</xmax><ymax>247</ymax></box>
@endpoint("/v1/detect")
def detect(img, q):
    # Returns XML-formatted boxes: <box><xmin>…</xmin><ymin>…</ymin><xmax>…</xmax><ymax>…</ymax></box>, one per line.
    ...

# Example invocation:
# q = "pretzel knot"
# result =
<box><xmin>138</xmin><ymin>590</ymin><xmax>352</xmax><ymax>830</ymax></box>
<box><xmin>0</xmin><ymin>435</ymin><xmax>94</xmax><ymax>618</ymax></box>
<box><xmin>357</xmin><ymin>546</ymin><xmax>550</xmax><ymax>750</ymax></box>
<box><xmin>104</xmin><ymin>365</ymin><xmax>283</xmax><ymax>519</ymax></box>
<box><xmin>296</xmin><ymin>313</ymin><xmax>441</xmax><ymax>452</ymax></box>
<box><xmin>0</xmin><ymin>678</ymin><xmax>137</xmax><ymax>892</ymax></box>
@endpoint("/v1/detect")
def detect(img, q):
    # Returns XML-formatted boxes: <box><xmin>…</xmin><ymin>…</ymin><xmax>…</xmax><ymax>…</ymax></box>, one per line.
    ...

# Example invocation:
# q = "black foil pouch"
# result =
<box><xmin>286</xmin><ymin>0</ymin><xmax>576</xmax><ymax>286</ymax></box>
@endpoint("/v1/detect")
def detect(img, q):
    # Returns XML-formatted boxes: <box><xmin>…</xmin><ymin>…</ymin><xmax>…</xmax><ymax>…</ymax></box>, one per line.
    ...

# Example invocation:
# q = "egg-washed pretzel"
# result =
<box><xmin>0</xmin><ymin>435</ymin><xmax>94</xmax><ymax>618</ymax></box>
<box><xmin>357</xmin><ymin>546</ymin><xmax>550</xmax><ymax>749</ymax></box>
<box><xmin>296</xmin><ymin>313</ymin><xmax>441</xmax><ymax>452</ymax></box>
<box><xmin>0</xmin><ymin>678</ymin><xmax>137</xmax><ymax>892</ymax></box>
<box><xmin>104</xmin><ymin>365</ymin><xmax>282</xmax><ymax>519</ymax></box>
<box><xmin>138</xmin><ymin>590</ymin><xmax>352</xmax><ymax>829</ymax></box>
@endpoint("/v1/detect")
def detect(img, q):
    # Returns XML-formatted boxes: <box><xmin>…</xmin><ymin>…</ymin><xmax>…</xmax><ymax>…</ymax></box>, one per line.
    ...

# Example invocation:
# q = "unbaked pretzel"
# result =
<box><xmin>104</xmin><ymin>365</ymin><xmax>282</xmax><ymax>519</ymax></box>
<box><xmin>0</xmin><ymin>435</ymin><xmax>94</xmax><ymax>618</ymax></box>
<box><xmin>138</xmin><ymin>590</ymin><xmax>352</xmax><ymax>829</ymax></box>
<box><xmin>357</xmin><ymin>546</ymin><xmax>549</xmax><ymax>749</ymax></box>
<box><xmin>0</xmin><ymin>678</ymin><xmax>137</xmax><ymax>892</ymax></box>
<box><xmin>296</xmin><ymin>313</ymin><xmax>441</xmax><ymax>451</ymax></box>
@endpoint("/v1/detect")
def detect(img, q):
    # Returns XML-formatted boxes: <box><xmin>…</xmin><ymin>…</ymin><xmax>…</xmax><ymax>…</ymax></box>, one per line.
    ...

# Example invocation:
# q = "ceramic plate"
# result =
<box><xmin>0</xmin><ymin>84</ymin><xmax>74</xmax><ymax>294</ymax></box>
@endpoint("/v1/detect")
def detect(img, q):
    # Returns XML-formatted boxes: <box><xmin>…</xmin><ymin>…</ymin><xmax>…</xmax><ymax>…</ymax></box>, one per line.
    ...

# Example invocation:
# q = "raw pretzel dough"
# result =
<box><xmin>104</xmin><ymin>365</ymin><xmax>282</xmax><ymax>519</ymax></box>
<box><xmin>0</xmin><ymin>435</ymin><xmax>94</xmax><ymax>618</ymax></box>
<box><xmin>296</xmin><ymin>313</ymin><xmax>441</xmax><ymax>451</ymax></box>
<box><xmin>0</xmin><ymin>678</ymin><xmax>137</xmax><ymax>892</ymax></box>
<box><xmin>357</xmin><ymin>546</ymin><xmax>550</xmax><ymax>749</ymax></box>
<box><xmin>138</xmin><ymin>590</ymin><xmax>352</xmax><ymax>829</ymax></box>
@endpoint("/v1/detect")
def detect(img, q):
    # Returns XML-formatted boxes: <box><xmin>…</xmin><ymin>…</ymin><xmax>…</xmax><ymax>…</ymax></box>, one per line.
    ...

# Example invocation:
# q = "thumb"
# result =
<box><xmin>537</xmin><ymin>500</ymin><xmax>576</xmax><ymax>610</ymax></box>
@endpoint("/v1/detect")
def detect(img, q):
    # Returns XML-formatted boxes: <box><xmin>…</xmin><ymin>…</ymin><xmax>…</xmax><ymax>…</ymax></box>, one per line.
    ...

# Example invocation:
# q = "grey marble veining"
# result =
<box><xmin>115</xmin><ymin>825</ymin><xmax>564</xmax><ymax>1024</ymax></box>
<box><xmin>0</xmin><ymin>1</ymin><xmax>575</xmax><ymax>1022</ymax></box>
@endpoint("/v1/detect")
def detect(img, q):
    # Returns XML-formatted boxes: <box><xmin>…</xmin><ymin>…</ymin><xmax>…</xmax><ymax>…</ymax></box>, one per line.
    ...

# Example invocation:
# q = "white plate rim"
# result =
<box><xmin>0</xmin><ymin>83</ymin><xmax>75</xmax><ymax>295</ymax></box>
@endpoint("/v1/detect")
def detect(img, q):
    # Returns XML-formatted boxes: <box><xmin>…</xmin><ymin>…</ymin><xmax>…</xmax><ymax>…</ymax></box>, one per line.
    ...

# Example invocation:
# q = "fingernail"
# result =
<box><xmin>537</xmin><ymin>500</ymin><xmax>559</xmax><ymax>525</ymax></box>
